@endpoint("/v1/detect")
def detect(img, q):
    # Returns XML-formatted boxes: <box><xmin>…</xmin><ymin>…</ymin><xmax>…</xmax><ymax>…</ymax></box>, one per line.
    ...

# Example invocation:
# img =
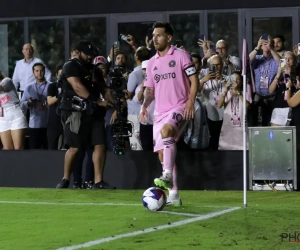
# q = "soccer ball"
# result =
<box><xmin>142</xmin><ymin>187</ymin><xmax>167</xmax><ymax>211</ymax></box>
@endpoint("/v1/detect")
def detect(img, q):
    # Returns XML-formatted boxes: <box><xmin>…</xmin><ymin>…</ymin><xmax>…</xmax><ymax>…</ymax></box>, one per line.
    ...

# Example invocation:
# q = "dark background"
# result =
<box><xmin>0</xmin><ymin>150</ymin><xmax>244</xmax><ymax>190</ymax></box>
<box><xmin>0</xmin><ymin>0</ymin><xmax>299</xmax><ymax>18</ymax></box>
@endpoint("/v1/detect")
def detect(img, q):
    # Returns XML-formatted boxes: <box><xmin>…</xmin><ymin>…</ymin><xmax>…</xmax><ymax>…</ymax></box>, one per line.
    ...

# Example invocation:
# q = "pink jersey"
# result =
<box><xmin>144</xmin><ymin>46</ymin><xmax>196</xmax><ymax>122</ymax></box>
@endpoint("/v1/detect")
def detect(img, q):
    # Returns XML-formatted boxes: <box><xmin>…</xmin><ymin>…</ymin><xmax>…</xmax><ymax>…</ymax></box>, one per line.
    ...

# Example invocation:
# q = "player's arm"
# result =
<box><xmin>188</xmin><ymin>74</ymin><xmax>199</xmax><ymax>103</ymax></box>
<box><xmin>143</xmin><ymin>87</ymin><xmax>154</xmax><ymax>108</ymax></box>
<box><xmin>184</xmin><ymin>62</ymin><xmax>199</xmax><ymax>103</ymax></box>
<box><xmin>183</xmin><ymin>54</ymin><xmax>199</xmax><ymax>119</ymax></box>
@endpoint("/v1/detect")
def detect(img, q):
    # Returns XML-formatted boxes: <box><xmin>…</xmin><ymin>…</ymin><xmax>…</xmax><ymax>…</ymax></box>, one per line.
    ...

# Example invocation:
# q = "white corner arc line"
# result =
<box><xmin>56</xmin><ymin>207</ymin><xmax>240</xmax><ymax>250</ymax></box>
<box><xmin>0</xmin><ymin>201</ymin><xmax>141</xmax><ymax>206</ymax></box>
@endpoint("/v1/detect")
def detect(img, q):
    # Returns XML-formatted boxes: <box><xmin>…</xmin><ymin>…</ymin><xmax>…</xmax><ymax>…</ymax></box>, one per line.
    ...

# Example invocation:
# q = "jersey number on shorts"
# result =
<box><xmin>172</xmin><ymin>112</ymin><xmax>183</xmax><ymax>127</ymax></box>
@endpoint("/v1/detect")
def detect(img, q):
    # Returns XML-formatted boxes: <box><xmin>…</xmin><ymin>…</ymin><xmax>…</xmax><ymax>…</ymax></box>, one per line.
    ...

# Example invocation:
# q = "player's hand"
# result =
<box><xmin>139</xmin><ymin>105</ymin><xmax>148</xmax><ymax>124</ymax></box>
<box><xmin>184</xmin><ymin>100</ymin><xmax>195</xmax><ymax>120</ymax></box>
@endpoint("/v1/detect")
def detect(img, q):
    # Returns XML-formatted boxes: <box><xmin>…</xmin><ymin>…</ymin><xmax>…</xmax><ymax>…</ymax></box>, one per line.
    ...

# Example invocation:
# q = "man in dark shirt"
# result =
<box><xmin>56</xmin><ymin>40</ymin><xmax>115</xmax><ymax>189</ymax></box>
<box><xmin>47</xmin><ymin>64</ymin><xmax>64</xmax><ymax>149</ymax></box>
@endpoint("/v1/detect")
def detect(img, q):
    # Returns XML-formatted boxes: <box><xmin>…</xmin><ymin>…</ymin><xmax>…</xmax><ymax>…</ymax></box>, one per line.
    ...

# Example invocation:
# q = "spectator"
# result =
<box><xmin>199</xmin><ymin>55</ymin><xmax>225</xmax><ymax>150</ymax></box>
<box><xmin>215</xmin><ymin>39</ymin><xmax>241</xmax><ymax>75</ymax></box>
<box><xmin>47</xmin><ymin>64</ymin><xmax>64</xmax><ymax>149</ymax></box>
<box><xmin>273</xmin><ymin>35</ymin><xmax>286</xmax><ymax>58</ymax></box>
<box><xmin>12</xmin><ymin>43</ymin><xmax>51</xmax><ymax>97</ymax></box>
<box><xmin>199</xmin><ymin>38</ymin><xmax>241</xmax><ymax>75</ymax></box>
<box><xmin>21</xmin><ymin>63</ymin><xmax>50</xmax><ymax>149</ymax></box>
<box><xmin>0</xmin><ymin>70</ymin><xmax>28</xmax><ymax>149</ymax></box>
<box><xmin>190</xmin><ymin>53</ymin><xmax>202</xmax><ymax>73</ymax></box>
<box><xmin>249</xmin><ymin>36</ymin><xmax>280</xmax><ymax>126</ymax></box>
<box><xmin>133</xmin><ymin>60</ymin><xmax>154</xmax><ymax>150</ymax></box>
<box><xmin>269</xmin><ymin>51</ymin><xmax>296</xmax><ymax>126</ymax></box>
<box><xmin>217</xmin><ymin>72</ymin><xmax>249</xmax><ymax>150</ymax></box>
<box><xmin>286</xmin><ymin>70</ymin><xmax>300</xmax><ymax>149</ymax></box>
<box><xmin>125</xmin><ymin>46</ymin><xmax>150</xmax><ymax>150</ymax></box>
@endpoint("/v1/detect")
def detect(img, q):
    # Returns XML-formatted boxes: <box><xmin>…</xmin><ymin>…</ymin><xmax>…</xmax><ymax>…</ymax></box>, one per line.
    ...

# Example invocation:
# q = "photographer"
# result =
<box><xmin>56</xmin><ymin>40</ymin><xmax>115</xmax><ymax>189</ymax></box>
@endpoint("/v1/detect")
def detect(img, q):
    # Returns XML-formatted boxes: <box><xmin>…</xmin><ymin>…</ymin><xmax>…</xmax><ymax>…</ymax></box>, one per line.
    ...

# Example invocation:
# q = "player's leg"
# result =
<box><xmin>158</xmin><ymin>150</ymin><xmax>182</xmax><ymax>206</ymax></box>
<box><xmin>154</xmin><ymin>123</ymin><xmax>177</xmax><ymax>189</ymax></box>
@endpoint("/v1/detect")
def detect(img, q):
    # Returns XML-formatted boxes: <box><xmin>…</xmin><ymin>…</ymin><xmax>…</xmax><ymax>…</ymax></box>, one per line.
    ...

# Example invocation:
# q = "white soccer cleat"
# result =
<box><xmin>166</xmin><ymin>196</ymin><xmax>182</xmax><ymax>206</ymax></box>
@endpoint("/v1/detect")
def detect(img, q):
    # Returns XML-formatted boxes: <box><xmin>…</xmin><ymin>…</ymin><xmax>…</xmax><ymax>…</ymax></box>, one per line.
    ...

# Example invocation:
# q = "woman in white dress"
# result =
<box><xmin>217</xmin><ymin>72</ymin><xmax>249</xmax><ymax>150</ymax></box>
<box><xmin>0</xmin><ymin>71</ymin><xmax>28</xmax><ymax>149</ymax></box>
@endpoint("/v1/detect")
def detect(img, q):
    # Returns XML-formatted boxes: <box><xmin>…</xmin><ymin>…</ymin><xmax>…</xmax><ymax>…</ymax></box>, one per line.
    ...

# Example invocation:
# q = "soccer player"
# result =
<box><xmin>140</xmin><ymin>22</ymin><xmax>198</xmax><ymax>206</ymax></box>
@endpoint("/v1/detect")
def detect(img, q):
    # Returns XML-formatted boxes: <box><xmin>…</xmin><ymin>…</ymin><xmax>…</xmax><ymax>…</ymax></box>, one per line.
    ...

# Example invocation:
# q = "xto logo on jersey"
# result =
<box><xmin>154</xmin><ymin>72</ymin><xmax>176</xmax><ymax>83</ymax></box>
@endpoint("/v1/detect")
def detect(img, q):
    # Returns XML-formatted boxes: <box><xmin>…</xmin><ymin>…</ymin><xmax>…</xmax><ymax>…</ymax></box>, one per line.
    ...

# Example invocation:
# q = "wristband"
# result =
<box><xmin>254</xmin><ymin>48</ymin><xmax>259</xmax><ymax>52</ymax></box>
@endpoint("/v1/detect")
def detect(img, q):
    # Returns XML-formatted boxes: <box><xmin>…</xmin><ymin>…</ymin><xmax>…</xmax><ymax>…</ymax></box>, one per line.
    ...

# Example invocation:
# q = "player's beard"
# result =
<box><xmin>155</xmin><ymin>43</ymin><xmax>168</xmax><ymax>52</ymax></box>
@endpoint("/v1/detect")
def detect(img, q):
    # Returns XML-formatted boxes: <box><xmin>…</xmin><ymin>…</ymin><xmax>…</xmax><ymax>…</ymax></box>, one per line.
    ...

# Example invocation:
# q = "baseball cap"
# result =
<box><xmin>93</xmin><ymin>56</ymin><xmax>107</xmax><ymax>65</ymax></box>
<box><xmin>142</xmin><ymin>60</ymin><xmax>149</xmax><ymax>69</ymax></box>
<box><xmin>75</xmin><ymin>40</ymin><xmax>94</xmax><ymax>56</ymax></box>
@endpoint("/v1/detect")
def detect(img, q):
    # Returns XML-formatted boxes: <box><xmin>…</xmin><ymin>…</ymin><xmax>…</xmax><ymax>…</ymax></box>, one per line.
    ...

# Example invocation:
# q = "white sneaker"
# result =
<box><xmin>154</xmin><ymin>172</ymin><xmax>173</xmax><ymax>189</ymax></box>
<box><xmin>166</xmin><ymin>196</ymin><xmax>182</xmax><ymax>206</ymax></box>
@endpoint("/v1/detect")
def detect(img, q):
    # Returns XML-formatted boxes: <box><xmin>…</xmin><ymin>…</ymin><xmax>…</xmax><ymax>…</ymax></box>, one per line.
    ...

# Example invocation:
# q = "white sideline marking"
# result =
<box><xmin>56</xmin><ymin>207</ymin><xmax>240</xmax><ymax>250</ymax></box>
<box><xmin>0</xmin><ymin>201</ymin><xmax>141</xmax><ymax>206</ymax></box>
<box><xmin>159</xmin><ymin>211</ymin><xmax>200</xmax><ymax>217</ymax></box>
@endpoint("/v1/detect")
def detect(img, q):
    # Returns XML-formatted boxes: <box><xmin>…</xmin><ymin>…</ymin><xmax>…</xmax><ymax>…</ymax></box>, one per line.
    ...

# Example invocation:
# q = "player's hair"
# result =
<box><xmin>152</xmin><ymin>22</ymin><xmax>174</xmax><ymax>36</ymax></box>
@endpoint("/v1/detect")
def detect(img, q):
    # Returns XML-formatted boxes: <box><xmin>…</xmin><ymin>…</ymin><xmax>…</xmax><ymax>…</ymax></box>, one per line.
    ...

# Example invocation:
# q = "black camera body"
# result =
<box><xmin>109</xmin><ymin>66</ymin><xmax>127</xmax><ymax>94</ymax></box>
<box><xmin>108</xmin><ymin>66</ymin><xmax>132</xmax><ymax>155</ymax></box>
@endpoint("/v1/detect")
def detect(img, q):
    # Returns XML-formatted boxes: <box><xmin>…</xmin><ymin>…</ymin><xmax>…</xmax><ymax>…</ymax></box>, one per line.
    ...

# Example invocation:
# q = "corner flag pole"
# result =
<box><xmin>242</xmin><ymin>38</ymin><xmax>250</xmax><ymax>208</ymax></box>
<box><xmin>242</xmin><ymin>73</ymin><xmax>247</xmax><ymax>208</ymax></box>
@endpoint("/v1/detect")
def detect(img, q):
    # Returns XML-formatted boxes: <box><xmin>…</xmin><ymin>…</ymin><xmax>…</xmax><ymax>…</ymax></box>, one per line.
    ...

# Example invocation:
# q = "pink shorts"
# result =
<box><xmin>153</xmin><ymin>107</ymin><xmax>187</xmax><ymax>152</ymax></box>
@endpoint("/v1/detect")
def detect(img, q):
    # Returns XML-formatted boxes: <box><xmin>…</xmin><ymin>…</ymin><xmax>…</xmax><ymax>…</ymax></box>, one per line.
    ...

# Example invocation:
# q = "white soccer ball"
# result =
<box><xmin>142</xmin><ymin>187</ymin><xmax>167</xmax><ymax>211</ymax></box>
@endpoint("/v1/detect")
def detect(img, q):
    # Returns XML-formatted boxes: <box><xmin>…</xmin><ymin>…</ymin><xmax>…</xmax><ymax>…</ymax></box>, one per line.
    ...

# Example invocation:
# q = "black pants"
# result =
<box><xmin>29</xmin><ymin>128</ymin><xmax>48</xmax><ymax>149</ymax></box>
<box><xmin>47</xmin><ymin>128</ymin><xmax>63</xmax><ymax>150</ymax></box>
<box><xmin>72</xmin><ymin>148</ymin><xmax>94</xmax><ymax>184</ymax></box>
<box><xmin>140</xmin><ymin>123</ymin><xmax>153</xmax><ymax>150</ymax></box>
<box><xmin>207</xmin><ymin>119</ymin><xmax>223</xmax><ymax>150</ymax></box>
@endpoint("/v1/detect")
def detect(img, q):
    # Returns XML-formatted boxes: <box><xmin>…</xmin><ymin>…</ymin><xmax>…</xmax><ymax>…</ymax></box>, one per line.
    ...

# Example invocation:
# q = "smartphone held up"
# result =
<box><xmin>280</xmin><ymin>59</ymin><xmax>286</xmax><ymax>68</ymax></box>
<box><xmin>262</xmin><ymin>34</ymin><xmax>268</xmax><ymax>41</ymax></box>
